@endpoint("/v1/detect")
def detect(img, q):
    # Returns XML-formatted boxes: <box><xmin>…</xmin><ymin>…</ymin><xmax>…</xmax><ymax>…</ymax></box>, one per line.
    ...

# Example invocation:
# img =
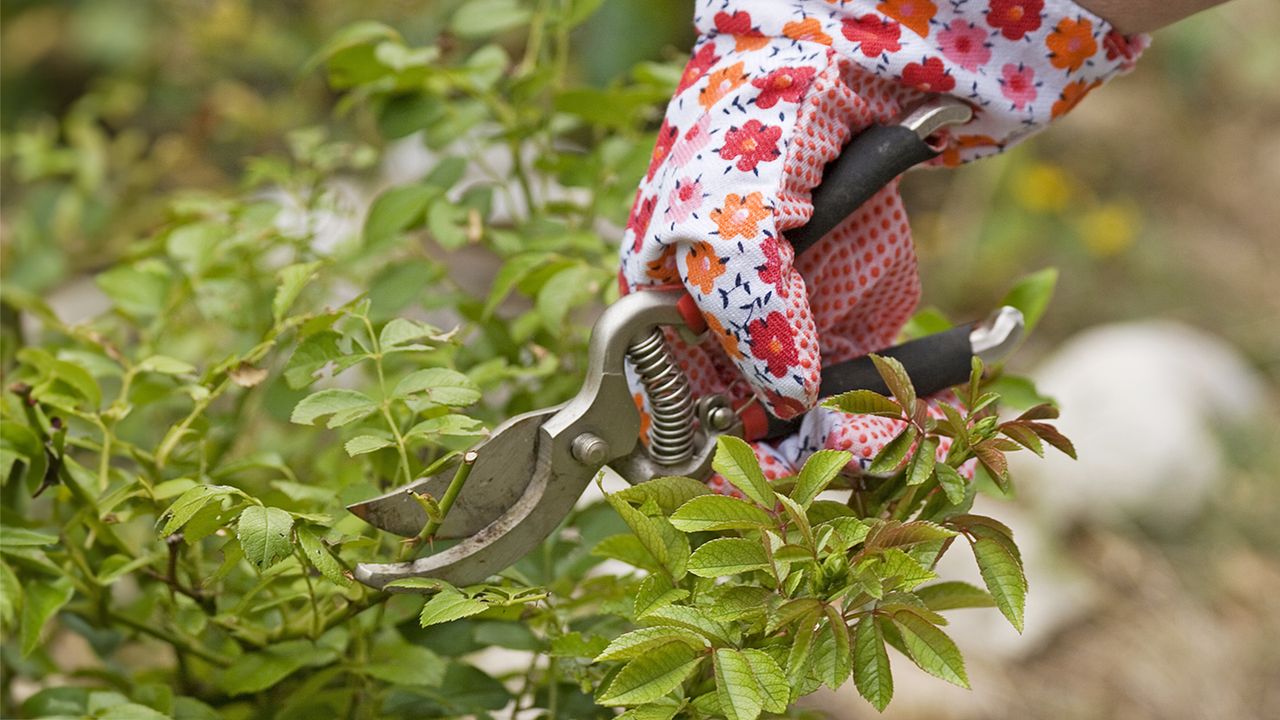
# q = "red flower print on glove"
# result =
<box><xmin>677</xmin><ymin>43</ymin><xmax>722</xmax><ymax>95</ymax></box>
<box><xmin>902</xmin><ymin>56</ymin><xmax>956</xmax><ymax>93</ymax></box>
<box><xmin>877</xmin><ymin>0</ymin><xmax>937</xmax><ymax>38</ymax></box>
<box><xmin>710</xmin><ymin>192</ymin><xmax>769</xmax><ymax>240</ymax></box>
<box><xmin>720</xmin><ymin>119</ymin><xmax>783</xmax><ymax>172</ymax></box>
<box><xmin>716</xmin><ymin>10</ymin><xmax>769</xmax><ymax>51</ymax></box>
<box><xmin>1047</xmin><ymin>17</ymin><xmax>1097</xmax><ymax>72</ymax></box>
<box><xmin>1000</xmin><ymin>63</ymin><xmax>1038</xmax><ymax>109</ymax></box>
<box><xmin>647</xmin><ymin>119</ymin><xmax>679</xmax><ymax>181</ymax></box>
<box><xmin>626</xmin><ymin>192</ymin><xmax>657</xmax><ymax>251</ymax></box>
<box><xmin>756</xmin><ymin>236</ymin><xmax>788</xmax><ymax>298</ymax></box>
<box><xmin>986</xmin><ymin>0</ymin><xmax>1044</xmax><ymax>41</ymax></box>
<box><xmin>751</xmin><ymin>66</ymin><xmax>817</xmax><ymax>108</ymax></box>
<box><xmin>747</xmin><ymin>311</ymin><xmax>799</xmax><ymax>379</ymax></box>
<box><xmin>841</xmin><ymin>14</ymin><xmax>903</xmax><ymax>58</ymax></box>
<box><xmin>937</xmin><ymin>20</ymin><xmax>991</xmax><ymax>72</ymax></box>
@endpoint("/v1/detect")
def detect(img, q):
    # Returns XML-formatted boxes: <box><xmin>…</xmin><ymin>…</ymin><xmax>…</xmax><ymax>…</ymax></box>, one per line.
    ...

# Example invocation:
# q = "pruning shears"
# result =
<box><xmin>346</xmin><ymin>96</ymin><xmax>1024</xmax><ymax>589</ymax></box>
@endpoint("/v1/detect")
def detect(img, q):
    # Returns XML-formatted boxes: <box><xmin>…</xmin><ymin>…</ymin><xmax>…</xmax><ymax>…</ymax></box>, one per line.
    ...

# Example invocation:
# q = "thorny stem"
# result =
<box><xmin>363</xmin><ymin>313</ymin><xmax>414</xmax><ymax>485</ymax></box>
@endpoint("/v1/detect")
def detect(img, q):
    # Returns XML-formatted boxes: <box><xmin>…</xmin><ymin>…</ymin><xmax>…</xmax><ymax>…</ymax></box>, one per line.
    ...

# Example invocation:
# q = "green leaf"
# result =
<box><xmin>669</xmin><ymin>495</ymin><xmax>773</xmax><ymax>533</ymax></box>
<box><xmin>137</xmin><ymin>355</ymin><xmax>196</xmax><ymax>375</ymax></box>
<box><xmin>0</xmin><ymin>561</ymin><xmax>20</xmax><ymax>627</ymax></box>
<box><xmin>822</xmin><ymin>389</ymin><xmax>904</xmax><ymax>419</ymax></box>
<box><xmin>1000</xmin><ymin>267</ymin><xmax>1057</xmax><ymax>335</ymax></box>
<box><xmin>290</xmin><ymin>389</ymin><xmax>379</xmax><ymax>428</ymax></box>
<box><xmin>0</xmin><ymin>528</ymin><xmax>59</xmax><ymax>547</ymax></box>
<box><xmin>868</xmin><ymin>425</ymin><xmax>918</xmax><ymax>475</ymax></box>
<box><xmin>972</xmin><ymin>537</ymin><xmax>1027</xmax><ymax>632</ymax></box>
<box><xmin>219</xmin><ymin>640</ymin><xmax>337</xmax><ymax>695</ymax></box>
<box><xmin>536</xmin><ymin>264</ymin><xmax>598</xmax><ymax>331</ymax></box>
<box><xmin>891</xmin><ymin>611</ymin><xmax>969</xmax><ymax>688</ymax></box>
<box><xmin>935</xmin><ymin>463</ymin><xmax>968</xmax><ymax>505</ymax></box>
<box><xmin>484</xmin><ymin>251</ymin><xmax>554</xmax><ymax>318</ymax></box>
<box><xmin>295</xmin><ymin>526</ymin><xmax>351</xmax><ymax>587</ymax></box>
<box><xmin>405</xmin><ymin>414</ymin><xmax>486</xmax><ymax>438</ymax></box>
<box><xmin>604</xmin><ymin>493</ymin><xmax>671</xmax><ymax>573</ymax></box>
<box><xmin>597</xmin><ymin>642</ymin><xmax>702</xmax><ymax>707</ymax></box>
<box><xmin>393</xmin><ymin>368</ymin><xmax>481</xmax><ymax>406</ymax></box>
<box><xmin>852</xmin><ymin>615</ymin><xmax>893</xmax><ymax>711</ymax></box>
<box><xmin>819</xmin><ymin>605</ymin><xmax>852</xmax><ymax>689</ymax></box>
<box><xmin>592</xmin><ymin>535</ymin><xmax>662</xmax><ymax>573</ymax></box>
<box><xmin>273</xmin><ymin>261</ymin><xmax>322</xmax><ymax>322</ymax></box>
<box><xmin>20</xmin><ymin>578</ymin><xmax>73</xmax><ymax>656</ymax></box>
<box><xmin>363</xmin><ymin>644</ymin><xmax>445</xmax><ymax>687</ymax></box>
<box><xmin>785</xmin><ymin>611</ymin><xmax>820</xmax><ymax>687</ymax></box>
<box><xmin>363</xmin><ymin>184</ymin><xmax>437</xmax><ymax>247</ymax></box>
<box><xmin>304</xmin><ymin>20</ymin><xmax>399</xmax><ymax>73</ymax></box>
<box><xmin>776</xmin><ymin>494</ymin><xmax>814</xmax><ymax>551</ymax></box>
<box><xmin>906</xmin><ymin>437</ymin><xmax>938</xmax><ymax>486</ymax></box>
<box><xmin>551</xmin><ymin>632</ymin><xmax>611</xmax><ymax>659</ymax></box>
<box><xmin>379</xmin><ymin>318</ymin><xmax>442</xmax><ymax>349</ymax></box>
<box><xmin>824</xmin><ymin>517</ymin><xmax>871</xmax><ymax>551</ymax></box>
<box><xmin>740</xmin><ymin>649</ymin><xmax>789</xmax><ymax>713</ymax></box>
<box><xmin>450</xmin><ymin>0</ymin><xmax>532</xmax><ymax>39</ymax></box>
<box><xmin>713</xmin><ymin>649</ymin><xmax>765</xmax><ymax>720</ymax></box>
<box><xmin>595</xmin><ymin>626</ymin><xmax>706</xmax><ymax>662</ymax></box>
<box><xmin>877</xmin><ymin>549</ymin><xmax>938</xmax><ymax>591</ymax></box>
<box><xmin>686</xmin><ymin>537</ymin><xmax>769</xmax><ymax>578</ymax></box>
<box><xmin>160</xmin><ymin>484</ymin><xmax>246</xmax><ymax>535</ymax></box>
<box><xmin>712</xmin><ymin>436</ymin><xmax>775</xmax><ymax>508</ymax></box>
<box><xmin>615</xmin><ymin>475</ymin><xmax>712</xmax><ymax>514</ymax></box>
<box><xmin>634</xmin><ymin>575</ymin><xmax>689</xmax><ymax>617</ymax></box>
<box><xmin>791</xmin><ymin>449</ymin><xmax>851</xmax><ymax>508</ymax></box>
<box><xmin>915</xmin><ymin>581</ymin><xmax>995</xmax><ymax>611</ymax></box>
<box><xmin>640</xmin><ymin>605</ymin><xmax>732</xmax><ymax>646</ymax></box>
<box><xmin>615</xmin><ymin>704</ymin><xmax>680</xmax><ymax>720</ymax></box>
<box><xmin>236</xmin><ymin>506</ymin><xmax>294</xmax><ymax>571</ymax></box>
<box><xmin>870</xmin><ymin>354</ymin><xmax>916</xmax><ymax>415</ymax></box>
<box><xmin>419</xmin><ymin>587</ymin><xmax>488</xmax><ymax>627</ymax></box>
<box><xmin>344</xmin><ymin>434</ymin><xmax>394</xmax><ymax>456</ymax></box>
<box><xmin>96</xmin><ymin>261</ymin><xmax>170</xmax><ymax>318</ymax></box>
<box><xmin>284</xmin><ymin>331</ymin><xmax>358</xmax><ymax>390</ymax></box>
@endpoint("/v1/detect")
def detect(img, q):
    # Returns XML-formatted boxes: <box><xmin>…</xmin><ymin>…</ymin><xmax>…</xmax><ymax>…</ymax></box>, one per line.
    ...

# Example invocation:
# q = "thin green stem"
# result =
<box><xmin>420</xmin><ymin>450</ymin><xmax>477</xmax><ymax>539</ymax></box>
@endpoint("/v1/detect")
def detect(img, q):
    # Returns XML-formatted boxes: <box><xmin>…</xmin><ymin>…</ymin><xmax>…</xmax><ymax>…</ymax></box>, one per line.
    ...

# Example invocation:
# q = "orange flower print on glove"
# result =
<box><xmin>711</xmin><ymin>192</ymin><xmax>769</xmax><ymax>240</ymax></box>
<box><xmin>876</xmin><ymin>0</ymin><xmax>937</xmax><ymax>37</ymax></box>
<box><xmin>685</xmin><ymin>242</ymin><xmax>727</xmax><ymax>295</ymax></box>
<box><xmin>698</xmin><ymin>62</ymin><xmax>748</xmax><ymax>109</ymax></box>
<box><xmin>1047</xmin><ymin>16</ymin><xmax>1098</xmax><ymax>72</ymax></box>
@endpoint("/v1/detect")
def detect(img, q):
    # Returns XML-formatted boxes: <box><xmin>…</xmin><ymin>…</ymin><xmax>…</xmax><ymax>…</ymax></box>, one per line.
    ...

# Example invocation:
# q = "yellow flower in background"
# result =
<box><xmin>1078</xmin><ymin>203</ymin><xmax>1141</xmax><ymax>257</ymax></box>
<box><xmin>1013</xmin><ymin>162</ymin><xmax>1074</xmax><ymax>213</ymax></box>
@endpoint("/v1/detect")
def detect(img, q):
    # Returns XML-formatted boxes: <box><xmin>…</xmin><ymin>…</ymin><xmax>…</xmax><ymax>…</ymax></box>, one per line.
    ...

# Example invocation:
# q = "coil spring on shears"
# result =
<box><xmin>627</xmin><ymin>328</ymin><xmax>695</xmax><ymax>465</ymax></box>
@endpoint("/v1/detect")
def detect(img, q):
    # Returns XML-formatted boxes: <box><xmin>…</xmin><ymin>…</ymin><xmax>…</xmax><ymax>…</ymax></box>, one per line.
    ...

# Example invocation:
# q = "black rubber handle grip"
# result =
<box><xmin>786</xmin><ymin>124</ymin><xmax>938</xmax><ymax>258</ymax></box>
<box><xmin>761</xmin><ymin>323</ymin><xmax>974</xmax><ymax>441</ymax></box>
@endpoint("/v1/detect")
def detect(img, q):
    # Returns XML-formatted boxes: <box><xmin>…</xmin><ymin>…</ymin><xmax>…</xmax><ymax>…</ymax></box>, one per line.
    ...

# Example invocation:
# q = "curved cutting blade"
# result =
<box><xmin>346</xmin><ymin>407</ymin><xmax>558</xmax><ymax>538</ymax></box>
<box><xmin>354</xmin><ymin>414</ymin><xmax>603</xmax><ymax>588</ymax></box>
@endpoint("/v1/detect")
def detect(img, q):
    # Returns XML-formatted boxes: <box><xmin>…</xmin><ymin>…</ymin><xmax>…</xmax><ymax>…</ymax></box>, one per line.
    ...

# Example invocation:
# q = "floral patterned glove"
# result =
<box><xmin>620</xmin><ymin>0</ymin><xmax>1145</xmax><ymax>482</ymax></box>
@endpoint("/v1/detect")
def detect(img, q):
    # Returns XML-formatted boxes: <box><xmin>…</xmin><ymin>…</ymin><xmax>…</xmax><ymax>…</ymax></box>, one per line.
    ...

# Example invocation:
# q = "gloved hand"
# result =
<box><xmin>620</xmin><ymin>0</ymin><xmax>1145</xmax><ymax>482</ymax></box>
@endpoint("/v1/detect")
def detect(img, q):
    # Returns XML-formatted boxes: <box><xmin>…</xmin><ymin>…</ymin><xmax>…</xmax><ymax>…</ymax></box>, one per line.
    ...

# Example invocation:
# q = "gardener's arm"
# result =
<box><xmin>1077</xmin><ymin>0</ymin><xmax>1232</xmax><ymax>34</ymax></box>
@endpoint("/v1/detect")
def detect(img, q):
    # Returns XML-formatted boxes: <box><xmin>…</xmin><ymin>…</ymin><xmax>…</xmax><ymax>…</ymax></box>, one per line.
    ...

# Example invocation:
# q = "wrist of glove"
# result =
<box><xmin>621</xmin><ymin>0</ymin><xmax>1144</xmax><ymax>477</ymax></box>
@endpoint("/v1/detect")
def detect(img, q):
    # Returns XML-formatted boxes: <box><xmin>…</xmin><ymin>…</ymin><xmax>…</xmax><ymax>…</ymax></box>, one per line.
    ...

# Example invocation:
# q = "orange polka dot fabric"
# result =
<box><xmin>619</xmin><ymin>0</ymin><xmax>1145</xmax><ymax>480</ymax></box>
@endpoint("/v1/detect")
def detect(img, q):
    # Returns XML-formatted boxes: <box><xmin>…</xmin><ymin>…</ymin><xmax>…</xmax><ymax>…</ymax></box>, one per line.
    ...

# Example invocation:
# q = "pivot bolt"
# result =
<box><xmin>571</xmin><ymin>433</ymin><xmax>610</xmax><ymax>465</ymax></box>
<box><xmin>707</xmin><ymin>406</ymin><xmax>735</xmax><ymax>431</ymax></box>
